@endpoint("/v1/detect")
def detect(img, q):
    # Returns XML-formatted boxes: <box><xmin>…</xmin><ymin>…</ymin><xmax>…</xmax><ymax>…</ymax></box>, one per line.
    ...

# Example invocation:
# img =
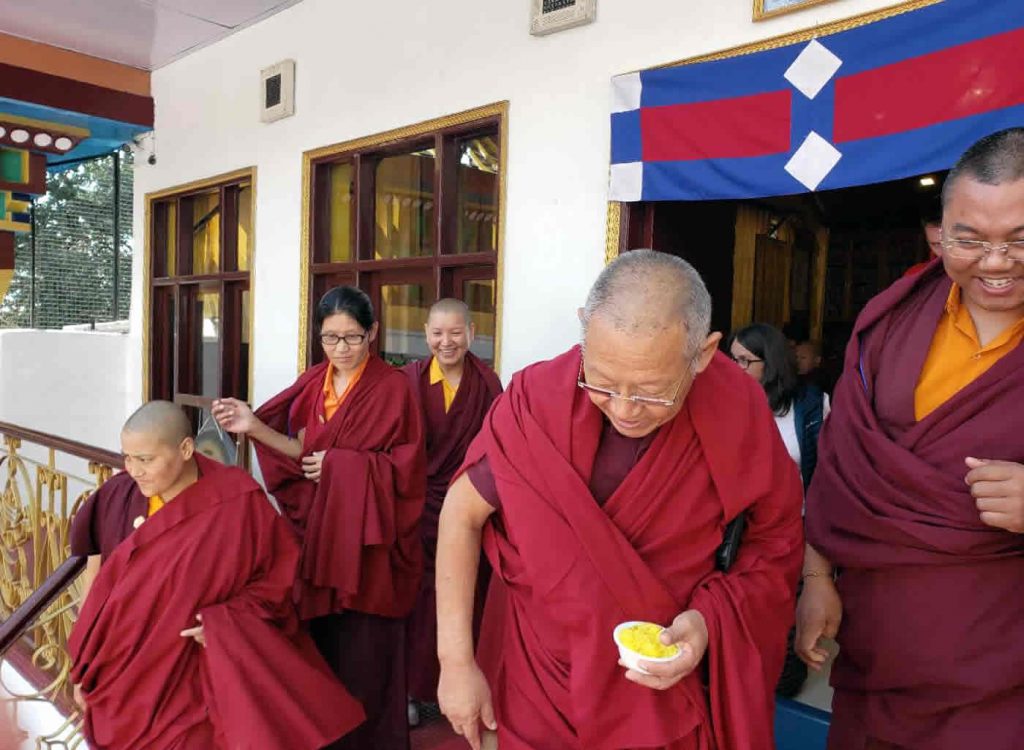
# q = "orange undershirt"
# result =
<box><xmin>323</xmin><ymin>358</ymin><xmax>369</xmax><ymax>421</ymax></box>
<box><xmin>429</xmin><ymin>357</ymin><xmax>459</xmax><ymax>413</ymax></box>
<box><xmin>914</xmin><ymin>284</ymin><xmax>1024</xmax><ymax>420</ymax></box>
<box><xmin>148</xmin><ymin>495</ymin><xmax>165</xmax><ymax>517</ymax></box>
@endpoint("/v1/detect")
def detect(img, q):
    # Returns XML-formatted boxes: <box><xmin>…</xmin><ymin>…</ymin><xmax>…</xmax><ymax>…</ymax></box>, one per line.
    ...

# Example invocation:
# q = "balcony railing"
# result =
<box><xmin>0</xmin><ymin>421</ymin><xmax>121</xmax><ymax>748</ymax></box>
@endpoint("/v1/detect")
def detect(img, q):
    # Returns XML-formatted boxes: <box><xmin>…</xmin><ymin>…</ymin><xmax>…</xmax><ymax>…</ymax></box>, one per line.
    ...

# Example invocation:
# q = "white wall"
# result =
<box><xmin>132</xmin><ymin>0</ymin><xmax>907</xmax><ymax>407</ymax></box>
<box><xmin>0</xmin><ymin>330</ymin><xmax>131</xmax><ymax>451</ymax></box>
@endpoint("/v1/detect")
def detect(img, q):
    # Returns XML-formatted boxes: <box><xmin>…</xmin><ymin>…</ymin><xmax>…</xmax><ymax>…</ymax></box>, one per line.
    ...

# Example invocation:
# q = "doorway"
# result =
<box><xmin>619</xmin><ymin>172</ymin><xmax>945</xmax><ymax>379</ymax></box>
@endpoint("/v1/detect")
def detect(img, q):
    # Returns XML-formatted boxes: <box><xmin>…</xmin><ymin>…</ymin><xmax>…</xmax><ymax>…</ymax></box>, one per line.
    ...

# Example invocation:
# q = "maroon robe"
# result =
<box><xmin>254</xmin><ymin>356</ymin><xmax>426</xmax><ymax>750</ymax></box>
<box><xmin>805</xmin><ymin>265</ymin><xmax>1024</xmax><ymax>750</ymax></box>
<box><xmin>459</xmin><ymin>347</ymin><xmax>803</xmax><ymax>750</ymax></box>
<box><xmin>402</xmin><ymin>352</ymin><xmax>502</xmax><ymax>702</ymax></box>
<box><xmin>68</xmin><ymin>455</ymin><xmax>364</xmax><ymax>750</ymax></box>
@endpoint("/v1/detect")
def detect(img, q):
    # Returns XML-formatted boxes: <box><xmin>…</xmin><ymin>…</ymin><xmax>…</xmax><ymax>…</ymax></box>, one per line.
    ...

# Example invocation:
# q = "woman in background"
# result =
<box><xmin>728</xmin><ymin>322</ymin><xmax>829</xmax><ymax>697</ymax></box>
<box><xmin>729</xmin><ymin>323</ymin><xmax>829</xmax><ymax>490</ymax></box>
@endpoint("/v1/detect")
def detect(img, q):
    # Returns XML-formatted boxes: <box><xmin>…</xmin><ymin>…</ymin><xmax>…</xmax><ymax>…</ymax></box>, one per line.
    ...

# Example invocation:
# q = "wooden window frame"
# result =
<box><xmin>299</xmin><ymin>103</ymin><xmax>507</xmax><ymax>371</ymax></box>
<box><xmin>143</xmin><ymin>168</ymin><xmax>256</xmax><ymax>420</ymax></box>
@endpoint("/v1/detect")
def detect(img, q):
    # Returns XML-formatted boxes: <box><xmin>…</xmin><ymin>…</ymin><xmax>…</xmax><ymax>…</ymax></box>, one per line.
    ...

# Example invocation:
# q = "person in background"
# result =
<box><xmin>729</xmin><ymin>323</ymin><xmax>828</xmax><ymax>698</ymax></box>
<box><xmin>795</xmin><ymin>339</ymin><xmax>835</xmax><ymax>396</ymax></box>
<box><xmin>729</xmin><ymin>324</ymin><xmax>829</xmax><ymax>490</ymax></box>
<box><xmin>402</xmin><ymin>298</ymin><xmax>502</xmax><ymax>725</ymax></box>
<box><xmin>903</xmin><ymin>198</ymin><xmax>944</xmax><ymax>278</ymax></box>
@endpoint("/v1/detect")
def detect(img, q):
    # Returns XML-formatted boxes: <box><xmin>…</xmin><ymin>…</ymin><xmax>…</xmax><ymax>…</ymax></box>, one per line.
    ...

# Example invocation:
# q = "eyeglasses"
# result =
<box><xmin>729</xmin><ymin>354</ymin><xmax>763</xmax><ymax>370</ymax></box>
<box><xmin>320</xmin><ymin>332</ymin><xmax>367</xmax><ymax>347</ymax></box>
<box><xmin>941</xmin><ymin>235</ymin><xmax>1024</xmax><ymax>263</ymax></box>
<box><xmin>577</xmin><ymin>361</ymin><xmax>686</xmax><ymax>408</ymax></box>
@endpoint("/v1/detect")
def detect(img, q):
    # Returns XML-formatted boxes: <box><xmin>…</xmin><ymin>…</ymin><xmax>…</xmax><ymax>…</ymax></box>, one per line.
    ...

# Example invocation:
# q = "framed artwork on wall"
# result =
<box><xmin>531</xmin><ymin>0</ymin><xmax>596</xmax><ymax>36</ymax></box>
<box><xmin>754</xmin><ymin>0</ymin><xmax>839</xmax><ymax>22</ymax></box>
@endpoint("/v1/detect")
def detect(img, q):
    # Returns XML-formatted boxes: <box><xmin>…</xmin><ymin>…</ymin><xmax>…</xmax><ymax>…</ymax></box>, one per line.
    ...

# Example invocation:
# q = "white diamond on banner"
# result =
<box><xmin>611</xmin><ymin>72</ymin><xmax>643</xmax><ymax>114</ymax></box>
<box><xmin>785</xmin><ymin>132</ymin><xmax>842</xmax><ymax>191</ymax></box>
<box><xmin>609</xmin><ymin>162</ymin><xmax>644</xmax><ymax>201</ymax></box>
<box><xmin>784</xmin><ymin>39</ymin><xmax>843</xmax><ymax>100</ymax></box>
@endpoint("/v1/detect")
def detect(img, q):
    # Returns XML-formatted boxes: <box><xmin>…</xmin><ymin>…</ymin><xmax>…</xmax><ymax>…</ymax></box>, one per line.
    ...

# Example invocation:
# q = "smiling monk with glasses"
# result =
<box><xmin>800</xmin><ymin>127</ymin><xmax>1024</xmax><ymax>750</ymax></box>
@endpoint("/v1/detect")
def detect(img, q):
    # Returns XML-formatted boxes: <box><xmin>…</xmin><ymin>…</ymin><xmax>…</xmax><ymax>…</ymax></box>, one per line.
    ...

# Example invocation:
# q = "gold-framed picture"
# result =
<box><xmin>754</xmin><ymin>0</ymin><xmax>839</xmax><ymax>22</ymax></box>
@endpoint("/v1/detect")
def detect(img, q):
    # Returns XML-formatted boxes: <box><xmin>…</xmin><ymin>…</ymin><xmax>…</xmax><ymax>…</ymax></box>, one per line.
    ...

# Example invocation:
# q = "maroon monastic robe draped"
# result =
<box><xmin>805</xmin><ymin>265</ymin><xmax>1024</xmax><ymax>750</ymax></box>
<box><xmin>403</xmin><ymin>352</ymin><xmax>502</xmax><ymax>701</ymax></box>
<box><xmin>460</xmin><ymin>347</ymin><xmax>803</xmax><ymax>750</ymax></box>
<box><xmin>68</xmin><ymin>455</ymin><xmax>364</xmax><ymax>750</ymax></box>
<box><xmin>254</xmin><ymin>356</ymin><xmax>426</xmax><ymax>619</ymax></box>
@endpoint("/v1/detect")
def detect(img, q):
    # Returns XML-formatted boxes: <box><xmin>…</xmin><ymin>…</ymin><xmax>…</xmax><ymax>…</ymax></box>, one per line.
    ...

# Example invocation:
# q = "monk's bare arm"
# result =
<box><xmin>212</xmin><ymin>397</ymin><xmax>303</xmax><ymax>459</ymax></box>
<box><xmin>79</xmin><ymin>555</ymin><xmax>102</xmax><ymax>605</ymax></box>
<box><xmin>436</xmin><ymin>473</ymin><xmax>494</xmax><ymax>667</ymax></box>
<box><xmin>802</xmin><ymin>543</ymin><xmax>834</xmax><ymax>577</ymax></box>
<box><xmin>245</xmin><ymin>418</ymin><xmax>304</xmax><ymax>459</ymax></box>
<box><xmin>437</xmin><ymin>473</ymin><xmax>498</xmax><ymax>748</ymax></box>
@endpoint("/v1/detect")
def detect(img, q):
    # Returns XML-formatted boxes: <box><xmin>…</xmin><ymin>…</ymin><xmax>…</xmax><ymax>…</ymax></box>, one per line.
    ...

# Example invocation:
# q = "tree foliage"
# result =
<box><xmin>0</xmin><ymin>151</ymin><xmax>133</xmax><ymax>329</ymax></box>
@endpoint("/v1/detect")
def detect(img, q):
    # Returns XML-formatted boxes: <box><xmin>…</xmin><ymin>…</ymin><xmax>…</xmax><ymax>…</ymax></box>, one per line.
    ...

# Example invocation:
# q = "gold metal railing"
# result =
<box><xmin>0</xmin><ymin>421</ymin><xmax>120</xmax><ymax>749</ymax></box>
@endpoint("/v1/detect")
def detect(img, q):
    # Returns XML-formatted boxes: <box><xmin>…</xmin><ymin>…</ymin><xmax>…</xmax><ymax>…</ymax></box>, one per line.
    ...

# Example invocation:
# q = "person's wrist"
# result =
<box><xmin>439</xmin><ymin>649</ymin><xmax>476</xmax><ymax>669</ymax></box>
<box><xmin>802</xmin><ymin>570</ymin><xmax>836</xmax><ymax>584</ymax></box>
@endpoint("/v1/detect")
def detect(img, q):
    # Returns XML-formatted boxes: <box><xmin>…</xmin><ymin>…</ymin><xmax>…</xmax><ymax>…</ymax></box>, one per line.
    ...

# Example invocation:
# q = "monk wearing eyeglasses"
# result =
<box><xmin>799</xmin><ymin>127</ymin><xmax>1024</xmax><ymax>750</ymax></box>
<box><xmin>436</xmin><ymin>250</ymin><xmax>804</xmax><ymax>750</ymax></box>
<box><xmin>214</xmin><ymin>285</ymin><xmax>427</xmax><ymax>750</ymax></box>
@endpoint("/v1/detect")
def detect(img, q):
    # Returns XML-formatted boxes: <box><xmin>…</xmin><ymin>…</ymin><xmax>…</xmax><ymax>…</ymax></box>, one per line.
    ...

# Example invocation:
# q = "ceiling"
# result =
<box><xmin>0</xmin><ymin>0</ymin><xmax>304</xmax><ymax>70</ymax></box>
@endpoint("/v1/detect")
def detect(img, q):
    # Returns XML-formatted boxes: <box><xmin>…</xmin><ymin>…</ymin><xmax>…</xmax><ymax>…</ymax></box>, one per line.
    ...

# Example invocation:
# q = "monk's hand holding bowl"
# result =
<box><xmin>211</xmin><ymin>398</ymin><xmax>257</xmax><ymax>435</ymax></box>
<box><xmin>966</xmin><ymin>457</ymin><xmax>1024</xmax><ymax>533</ymax></box>
<box><xmin>624</xmin><ymin>610</ymin><xmax>708</xmax><ymax>690</ymax></box>
<box><xmin>302</xmin><ymin>450</ymin><xmax>326</xmax><ymax>482</ymax></box>
<box><xmin>438</xmin><ymin>659</ymin><xmax>497</xmax><ymax>750</ymax></box>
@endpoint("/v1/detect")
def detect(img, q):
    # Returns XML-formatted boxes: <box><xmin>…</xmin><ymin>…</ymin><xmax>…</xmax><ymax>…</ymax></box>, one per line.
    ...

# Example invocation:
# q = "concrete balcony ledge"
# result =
<box><xmin>0</xmin><ymin>328</ymin><xmax>138</xmax><ymax>452</ymax></box>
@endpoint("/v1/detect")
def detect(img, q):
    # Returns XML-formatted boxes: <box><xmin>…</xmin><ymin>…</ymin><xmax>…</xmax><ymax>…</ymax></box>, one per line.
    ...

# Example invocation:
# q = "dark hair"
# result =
<box><xmin>728</xmin><ymin>323</ymin><xmax>799</xmax><ymax>415</ymax></box>
<box><xmin>942</xmin><ymin>127</ymin><xmax>1024</xmax><ymax>207</ymax></box>
<box><xmin>316</xmin><ymin>286</ymin><xmax>375</xmax><ymax>331</ymax></box>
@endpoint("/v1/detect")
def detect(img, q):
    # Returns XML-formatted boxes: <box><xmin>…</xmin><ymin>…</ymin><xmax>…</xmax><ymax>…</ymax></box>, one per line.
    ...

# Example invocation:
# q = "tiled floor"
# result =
<box><xmin>2</xmin><ymin>655</ymin><xmax>834</xmax><ymax>750</ymax></box>
<box><xmin>1</xmin><ymin>662</ymin><xmax>74</xmax><ymax>750</ymax></box>
<box><xmin>411</xmin><ymin>718</ymin><xmax>464</xmax><ymax>750</ymax></box>
<box><xmin>794</xmin><ymin>640</ymin><xmax>837</xmax><ymax>712</ymax></box>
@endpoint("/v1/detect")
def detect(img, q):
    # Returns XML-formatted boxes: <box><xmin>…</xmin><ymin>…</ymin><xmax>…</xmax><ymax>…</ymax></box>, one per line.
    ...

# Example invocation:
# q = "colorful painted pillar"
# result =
<box><xmin>0</xmin><ymin>114</ymin><xmax>88</xmax><ymax>303</ymax></box>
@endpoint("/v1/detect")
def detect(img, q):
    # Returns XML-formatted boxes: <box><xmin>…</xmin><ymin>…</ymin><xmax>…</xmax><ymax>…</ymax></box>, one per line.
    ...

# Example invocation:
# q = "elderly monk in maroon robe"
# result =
<box><xmin>798</xmin><ymin>127</ymin><xmax>1024</xmax><ymax>750</ymax></box>
<box><xmin>214</xmin><ymin>285</ymin><xmax>426</xmax><ymax>750</ymax></box>
<box><xmin>436</xmin><ymin>250</ymin><xmax>804</xmax><ymax>750</ymax></box>
<box><xmin>403</xmin><ymin>298</ymin><xmax>502</xmax><ymax>709</ymax></box>
<box><xmin>69</xmin><ymin>401</ymin><xmax>363</xmax><ymax>750</ymax></box>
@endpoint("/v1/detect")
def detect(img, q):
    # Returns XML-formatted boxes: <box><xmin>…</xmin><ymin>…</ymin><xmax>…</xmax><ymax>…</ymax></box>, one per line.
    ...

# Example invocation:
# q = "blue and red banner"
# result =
<box><xmin>609</xmin><ymin>0</ymin><xmax>1024</xmax><ymax>201</ymax></box>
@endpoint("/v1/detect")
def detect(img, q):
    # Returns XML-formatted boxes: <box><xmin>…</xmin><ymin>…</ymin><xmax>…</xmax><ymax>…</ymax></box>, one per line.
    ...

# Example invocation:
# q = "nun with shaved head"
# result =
<box><xmin>68</xmin><ymin>401</ymin><xmax>364</xmax><ymax>750</ymax></box>
<box><xmin>402</xmin><ymin>297</ymin><xmax>503</xmax><ymax>713</ymax></box>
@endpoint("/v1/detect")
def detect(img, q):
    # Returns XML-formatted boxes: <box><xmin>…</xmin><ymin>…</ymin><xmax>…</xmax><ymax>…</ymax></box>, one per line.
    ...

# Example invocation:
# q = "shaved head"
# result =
<box><xmin>581</xmin><ymin>249</ymin><xmax>711</xmax><ymax>356</ymax></box>
<box><xmin>428</xmin><ymin>298</ymin><xmax>471</xmax><ymax>325</ymax></box>
<box><xmin>123</xmin><ymin>400</ymin><xmax>193</xmax><ymax>447</ymax></box>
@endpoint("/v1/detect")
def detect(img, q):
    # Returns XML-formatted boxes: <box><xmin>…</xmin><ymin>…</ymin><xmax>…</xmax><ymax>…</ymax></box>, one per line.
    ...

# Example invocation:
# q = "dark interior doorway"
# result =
<box><xmin>620</xmin><ymin>171</ymin><xmax>946</xmax><ymax>383</ymax></box>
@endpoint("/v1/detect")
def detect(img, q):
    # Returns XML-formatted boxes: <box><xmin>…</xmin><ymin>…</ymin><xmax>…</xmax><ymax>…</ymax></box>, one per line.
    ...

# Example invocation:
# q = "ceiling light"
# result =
<box><xmin>919</xmin><ymin>176</ymin><xmax>936</xmax><ymax>187</ymax></box>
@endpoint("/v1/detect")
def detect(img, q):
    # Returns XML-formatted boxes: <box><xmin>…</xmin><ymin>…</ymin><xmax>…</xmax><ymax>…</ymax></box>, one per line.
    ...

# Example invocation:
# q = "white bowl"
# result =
<box><xmin>613</xmin><ymin>621</ymin><xmax>682</xmax><ymax>676</ymax></box>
